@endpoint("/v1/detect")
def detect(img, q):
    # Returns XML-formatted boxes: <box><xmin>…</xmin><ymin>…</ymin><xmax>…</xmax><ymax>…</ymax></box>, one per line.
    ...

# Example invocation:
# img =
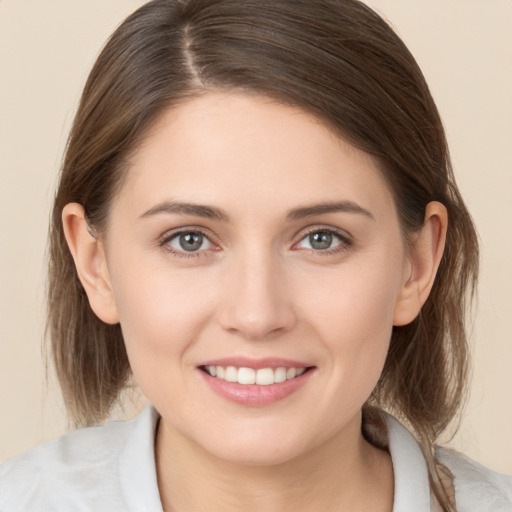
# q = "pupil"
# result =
<box><xmin>310</xmin><ymin>231</ymin><xmax>332</xmax><ymax>250</ymax></box>
<box><xmin>180</xmin><ymin>232</ymin><xmax>203</xmax><ymax>251</ymax></box>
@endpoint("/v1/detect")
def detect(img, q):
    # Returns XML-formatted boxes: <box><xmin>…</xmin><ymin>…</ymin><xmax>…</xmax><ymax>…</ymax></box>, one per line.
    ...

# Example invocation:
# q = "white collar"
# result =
<box><xmin>118</xmin><ymin>405</ymin><xmax>432</xmax><ymax>512</ymax></box>
<box><xmin>385</xmin><ymin>413</ymin><xmax>432</xmax><ymax>511</ymax></box>
<box><xmin>119</xmin><ymin>405</ymin><xmax>163</xmax><ymax>512</ymax></box>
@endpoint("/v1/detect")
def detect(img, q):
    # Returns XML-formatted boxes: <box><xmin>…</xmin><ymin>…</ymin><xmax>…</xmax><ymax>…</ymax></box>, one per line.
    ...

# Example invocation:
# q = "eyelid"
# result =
<box><xmin>158</xmin><ymin>226</ymin><xmax>221</xmax><ymax>256</ymax></box>
<box><xmin>157</xmin><ymin>224</ymin><xmax>353</xmax><ymax>258</ymax></box>
<box><xmin>291</xmin><ymin>225</ymin><xmax>353</xmax><ymax>251</ymax></box>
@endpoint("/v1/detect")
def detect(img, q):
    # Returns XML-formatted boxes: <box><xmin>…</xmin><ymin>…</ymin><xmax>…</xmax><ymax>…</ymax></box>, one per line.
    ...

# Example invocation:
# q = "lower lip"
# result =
<box><xmin>198</xmin><ymin>369</ymin><xmax>314</xmax><ymax>407</ymax></box>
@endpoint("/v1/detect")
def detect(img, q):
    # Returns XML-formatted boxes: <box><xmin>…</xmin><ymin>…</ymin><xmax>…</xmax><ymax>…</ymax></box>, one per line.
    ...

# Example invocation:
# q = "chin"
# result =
<box><xmin>184</xmin><ymin>418</ymin><xmax>307</xmax><ymax>467</ymax></box>
<box><xmin>195</xmin><ymin>417</ymin><xmax>340</xmax><ymax>468</ymax></box>
<box><xmin>207</xmin><ymin>439</ymin><xmax>303</xmax><ymax>467</ymax></box>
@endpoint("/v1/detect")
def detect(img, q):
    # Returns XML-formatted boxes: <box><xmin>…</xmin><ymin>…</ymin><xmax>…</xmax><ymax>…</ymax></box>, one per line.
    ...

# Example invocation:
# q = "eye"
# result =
<box><xmin>295</xmin><ymin>229</ymin><xmax>348</xmax><ymax>251</ymax></box>
<box><xmin>165</xmin><ymin>231</ymin><xmax>213</xmax><ymax>253</ymax></box>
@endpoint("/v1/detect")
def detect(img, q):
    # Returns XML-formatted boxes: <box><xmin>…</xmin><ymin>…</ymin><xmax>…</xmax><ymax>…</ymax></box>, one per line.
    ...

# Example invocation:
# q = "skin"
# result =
<box><xmin>63</xmin><ymin>92</ymin><xmax>447</xmax><ymax>512</ymax></box>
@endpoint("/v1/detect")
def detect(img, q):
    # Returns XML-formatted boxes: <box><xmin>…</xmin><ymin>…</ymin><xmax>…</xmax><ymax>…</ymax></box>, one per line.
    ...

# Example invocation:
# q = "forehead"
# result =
<box><xmin>117</xmin><ymin>92</ymin><xmax>396</xmax><ymax>220</ymax></box>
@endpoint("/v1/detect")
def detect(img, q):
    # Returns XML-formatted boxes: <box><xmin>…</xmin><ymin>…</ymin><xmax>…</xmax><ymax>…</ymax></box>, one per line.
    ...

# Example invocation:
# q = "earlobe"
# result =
<box><xmin>393</xmin><ymin>201</ymin><xmax>448</xmax><ymax>326</ymax></box>
<box><xmin>62</xmin><ymin>203</ymin><xmax>120</xmax><ymax>325</ymax></box>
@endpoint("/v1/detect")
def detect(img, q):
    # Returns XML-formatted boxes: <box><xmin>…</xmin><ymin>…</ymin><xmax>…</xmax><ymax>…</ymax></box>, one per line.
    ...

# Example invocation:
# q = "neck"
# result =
<box><xmin>155</xmin><ymin>412</ymin><xmax>394</xmax><ymax>512</ymax></box>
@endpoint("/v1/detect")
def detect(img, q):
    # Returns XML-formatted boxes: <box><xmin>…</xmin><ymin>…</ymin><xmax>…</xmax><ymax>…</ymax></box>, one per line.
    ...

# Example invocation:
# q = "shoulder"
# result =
<box><xmin>436</xmin><ymin>447</ymin><xmax>512</xmax><ymax>512</ymax></box>
<box><xmin>382</xmin><ymin>412</ymin><xmax>512</xmax><ymax>512</ymax></box>
<box><xmin>0</xmin><ymin>413</ymin><xmax>140</xmax><ymax>512</ymax></box>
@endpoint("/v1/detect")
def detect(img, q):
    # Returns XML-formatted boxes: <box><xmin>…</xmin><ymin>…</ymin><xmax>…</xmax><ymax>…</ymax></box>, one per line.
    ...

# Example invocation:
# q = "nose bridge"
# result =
<box><xmin>219</xmin><ymin>243</ymin><xmax>296</xmax><ymax>340</ymax></box>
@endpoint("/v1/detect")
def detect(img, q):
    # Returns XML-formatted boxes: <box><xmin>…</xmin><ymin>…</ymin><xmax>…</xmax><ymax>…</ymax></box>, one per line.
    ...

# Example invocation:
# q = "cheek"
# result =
<box><xmin>108</xmin><ymin>258</ymin><xmax>217</xmax><ymax>380</ymax></box>
<box><xmin>325</xmin><ymin>294</ymin><xmax>392</xmax><ymax>390</ymax></box>
<box><xmin>300</xmin><ymin>254</ymin><xmax>404</xmax><ymax>395</ymax></box>
<box><xmin>302</xmin><ymin>249</ymin><xmax>402</xmax><ymax>335</ymax></box>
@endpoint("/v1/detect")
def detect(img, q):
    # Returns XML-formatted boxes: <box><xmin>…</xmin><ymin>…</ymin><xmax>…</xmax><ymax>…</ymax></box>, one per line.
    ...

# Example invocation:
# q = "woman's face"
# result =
<box><xmin>102</xmin><ymin>92</ymin><xmax>412</xmax><ymax>465</ymax></box>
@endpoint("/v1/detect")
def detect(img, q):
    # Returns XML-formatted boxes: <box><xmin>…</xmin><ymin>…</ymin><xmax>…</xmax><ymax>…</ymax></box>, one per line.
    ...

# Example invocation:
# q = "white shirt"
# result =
<box><xmin>1</xmin><ymin>405</ymin><xmax>511</xmax><ymax>511</ymax></box>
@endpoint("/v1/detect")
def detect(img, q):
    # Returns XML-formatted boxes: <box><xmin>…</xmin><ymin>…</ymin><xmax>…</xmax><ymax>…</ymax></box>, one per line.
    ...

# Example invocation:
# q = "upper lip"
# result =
<box><xmin>198</xmin><ymin>357</ymin><xmax>313</xmax><ymax>370</ymax></box>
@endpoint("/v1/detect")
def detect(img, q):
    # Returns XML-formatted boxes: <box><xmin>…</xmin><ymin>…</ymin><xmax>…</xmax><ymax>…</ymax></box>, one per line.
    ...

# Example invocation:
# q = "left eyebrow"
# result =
<box><xmin>139</xmin><ymin>201</ymin><xmax>230</xmax><ymax>222</ymax></box>
<box><xmin>286</xmin><ymin>201</ymin><xmax>375</xmax><ymax>221</ymax></box>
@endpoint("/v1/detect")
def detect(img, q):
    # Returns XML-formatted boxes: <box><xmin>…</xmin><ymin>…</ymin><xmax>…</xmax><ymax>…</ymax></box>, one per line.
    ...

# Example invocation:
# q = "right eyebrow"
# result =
<box><xmin>286</xmin><ymin>200</ymin><xmax>375</xmax><ymax>221</ymax></box>
<box><xmin>139</xmin><ymin>201</ymin><xmax>230</xmax><ymax>222</ymax></box>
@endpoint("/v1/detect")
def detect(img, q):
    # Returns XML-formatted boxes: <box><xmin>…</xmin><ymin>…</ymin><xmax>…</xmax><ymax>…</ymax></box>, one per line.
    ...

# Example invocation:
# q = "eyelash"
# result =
<box><xmin>293</xmin><ymin>227</ymin><xmax>353</xmax><ymax>255</ymax></box>
<box><xmin>159</xmin><ymin>226</ymin><xmax>352</xmax><ymax>259</ymax></box>
<box><xmin>159</xmin><ymin>229</ymin><xmax>217</xmax><ymax>259</ymax></box>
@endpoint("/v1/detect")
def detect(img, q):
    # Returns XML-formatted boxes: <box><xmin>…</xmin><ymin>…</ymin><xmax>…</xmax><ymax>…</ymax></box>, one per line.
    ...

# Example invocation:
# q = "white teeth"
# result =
<box><xmin>256</xmin><ymin>368</ymin><xmax>274</xmax><ymax>385</ymax></box>
<box><xmin>205</xmin><ymin>365</ymin><xmax>307</xmax><ymax>385</ymax></box>
<box><xmin>237</xmin><ymin>367</ymin><xmax>256</xmax><ymax>385</ymax></box>
<box><xmin>225</xmin><ymin>366</ymin><xmax>238</xmax><ymax>383</ymax></box>
<box><xmin>274</xmin><ymin>367</ymin><xmax>287</xmax><ymax>383</ymax></box>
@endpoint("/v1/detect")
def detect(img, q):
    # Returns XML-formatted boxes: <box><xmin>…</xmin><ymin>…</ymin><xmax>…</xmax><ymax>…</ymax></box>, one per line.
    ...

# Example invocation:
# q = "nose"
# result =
<box><xmin>217</xmin><ymin>250</ymin><xmax>297</xmax><ymax>341</ymax></box>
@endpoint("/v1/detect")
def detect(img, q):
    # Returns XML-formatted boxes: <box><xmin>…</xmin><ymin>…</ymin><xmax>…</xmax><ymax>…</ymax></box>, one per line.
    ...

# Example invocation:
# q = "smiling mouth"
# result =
<box><xmin>200</xmin><ymin>365</ymin><xmax>312</xmax><ymax>385</ymax></box>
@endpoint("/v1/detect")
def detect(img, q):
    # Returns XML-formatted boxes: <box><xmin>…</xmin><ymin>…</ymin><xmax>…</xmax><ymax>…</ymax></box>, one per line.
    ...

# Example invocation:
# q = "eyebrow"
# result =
<box><xmin>286</xmin><ymin>201</ymin><xmax>375</xmax><ymax>221</ymax></box>
<box><xmin>140</xmin><ymin>201</ymin><xmax>229</xmax><ymax>221</ymax></box>
<box><xmin>140</xmin><ymin>200</ymin><xmax>374</xmax><ymax>222</ymax></box>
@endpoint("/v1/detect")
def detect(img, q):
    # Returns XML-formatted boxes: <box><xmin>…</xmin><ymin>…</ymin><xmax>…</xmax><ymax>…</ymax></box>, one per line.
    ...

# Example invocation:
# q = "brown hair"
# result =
<box><xmin>48</xmin><ymin>1</ymin><xmax>478</xmax><ymax>509</ymax></box>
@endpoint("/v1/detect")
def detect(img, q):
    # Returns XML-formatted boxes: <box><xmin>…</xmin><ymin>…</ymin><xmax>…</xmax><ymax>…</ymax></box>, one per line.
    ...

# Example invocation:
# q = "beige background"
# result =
<box><xmin>1</xmin><ymin>1</ymin><xmax>511</xmax><ymax>472</ymax></box>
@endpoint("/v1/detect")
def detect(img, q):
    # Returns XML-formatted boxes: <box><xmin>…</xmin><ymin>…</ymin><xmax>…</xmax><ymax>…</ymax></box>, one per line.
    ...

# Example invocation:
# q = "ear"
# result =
<box><xmin>393</xmin><ymin>201</ymin><xmax>448</xmax><ymax>326</ymax></box>
<box><xmin>62</xmin><ymin>203</ymin><xmax>120</xmax><ymax>325</ymax></box>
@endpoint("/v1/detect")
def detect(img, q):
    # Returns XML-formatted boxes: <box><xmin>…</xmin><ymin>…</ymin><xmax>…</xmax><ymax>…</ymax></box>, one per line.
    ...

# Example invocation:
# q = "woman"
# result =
<box><xmin>1</xmin><ymin>1</ymin><xmax>511</xmax><ymax>511</ymax></box>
